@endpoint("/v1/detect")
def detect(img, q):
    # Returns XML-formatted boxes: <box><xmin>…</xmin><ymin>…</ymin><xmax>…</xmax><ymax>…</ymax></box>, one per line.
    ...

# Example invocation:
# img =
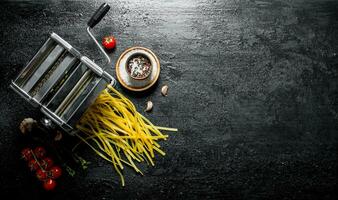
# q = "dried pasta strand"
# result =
<box><xmin>74</xmin><ymin>85</ymin><xmax>177</xmax><ymax>186</ymax></box>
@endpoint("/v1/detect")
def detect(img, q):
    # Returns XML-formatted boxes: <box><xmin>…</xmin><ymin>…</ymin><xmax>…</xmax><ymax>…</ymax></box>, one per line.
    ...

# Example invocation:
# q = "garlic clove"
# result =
<box><xmin>54</xmin><ymin>130</ymin><xmax>63</xmax><ymax>141</ymax></box>
<box><xmin>161</xmin><ymin>85</ymin><xmax>168</xmax><ymax>96</ymax></box>
<box><xmin>145</xmin><ymin>101</ymin><xmax>153</xmax><ymax>112</ymax></box>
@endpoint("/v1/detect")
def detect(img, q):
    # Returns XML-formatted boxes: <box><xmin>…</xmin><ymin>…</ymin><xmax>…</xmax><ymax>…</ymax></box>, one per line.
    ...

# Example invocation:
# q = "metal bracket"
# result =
<box><xmin>86</xmin><ymin>27</ymin><xmax>111</xmax><ymax>65</ymax></box>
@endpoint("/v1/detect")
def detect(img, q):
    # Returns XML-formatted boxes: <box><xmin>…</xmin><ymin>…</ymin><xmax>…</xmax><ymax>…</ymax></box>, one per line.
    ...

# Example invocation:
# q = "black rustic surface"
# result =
<box><xmin>0</xmin><ymin>0</ymin><xmax>337</xmax><ymax>199</ymax></box>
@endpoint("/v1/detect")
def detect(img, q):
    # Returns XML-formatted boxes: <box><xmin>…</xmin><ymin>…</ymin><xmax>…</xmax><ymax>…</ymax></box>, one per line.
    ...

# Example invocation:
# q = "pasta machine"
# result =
<box><xmin>10</xmin><ymin>3</ymin><xmax>114</xmax><ymax>134</ymax></box>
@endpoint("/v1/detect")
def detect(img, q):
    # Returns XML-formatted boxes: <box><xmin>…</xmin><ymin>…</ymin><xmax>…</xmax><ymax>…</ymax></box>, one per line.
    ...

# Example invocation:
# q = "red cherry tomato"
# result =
<box><xmin>102</xmin><ymin>36</ymin><xmax>116</xmax><ymax>50</ymax></box>
<box><xmin>21</xmin><ymin>148</ymin><xmax>33</xmax><ymax>161</ymax></box>
<box><xmin>36</xmin><ymin>169</ymin><xmax>47</xmax><ymax>181</ymax></box>
<box><xmin>43</xmin><ymin>179</ymin><xmax>57</xmax><ymax>191</ymax></box>
<box><xmin>34</xmin><ymin>147</ymin><xmax>46</xmax><ymax>159</ymax></box>
<box><xmin>49</xmin><ymin>166</ymin><xmax>62</xmax><ymax>179</ymax></box>
<box><xmin>28</xmin><ymin>159</ymin><xmax>39</xmax><ymax>171</ymax></box>
<box><xmin>41</xmin><ymin>157</ymin><xmax>54</xmax><ymax>170</ymax></box>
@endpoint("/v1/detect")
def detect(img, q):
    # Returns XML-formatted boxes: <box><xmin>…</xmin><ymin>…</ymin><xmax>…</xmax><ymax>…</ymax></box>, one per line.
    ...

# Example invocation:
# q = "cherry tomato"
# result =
<box><xmin>102</xmin><ymin>36</ymin><xmax>116</xmax><ymax>50</ymax></box>
<box><xmin>43</xmin><ymin>179</ymin><xmax>57</xmax><ymax>191</ymax></box>
<box><xmin>34</xmin><ymin>147</ymin><xmax>46</xmax><ymax>159</ymax></box>
<box><xmin>36</xmin><ymin>169</ymin><xmax>47</xmax><ymax>181</ymax></box>
<box><xmin>49</xmin><ymin>166</ymin><xmax>62</xmax><ymax>179</ymax></box>
<box><xmin>21</xmin><ymin>148</ymin><xmax>33</xmax><ymax>161</ymax></box>
<box><xmin>28</xmin><ymin>159</ymin><xmax>39</xmax><ymax>171</ymax></box>
<box><xmin>41</xmin><ymin>157</ymin><xmax>54</xmax><ymax>170</ymax></box>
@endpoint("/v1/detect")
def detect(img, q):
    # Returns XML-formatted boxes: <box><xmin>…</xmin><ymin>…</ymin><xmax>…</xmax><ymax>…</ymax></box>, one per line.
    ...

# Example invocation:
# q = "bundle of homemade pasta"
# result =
<box><xmin>73</xmin><ymin>84</ymin><xmax>177</xmax><ymax>186</ymax></box>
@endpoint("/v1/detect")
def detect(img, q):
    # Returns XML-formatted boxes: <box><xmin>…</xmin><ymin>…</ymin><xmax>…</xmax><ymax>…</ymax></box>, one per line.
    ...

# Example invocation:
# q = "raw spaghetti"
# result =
<box><xmin>73</xmin><ymin>84</ymin><xmax>177</xmax><ymax>186</ymax></box>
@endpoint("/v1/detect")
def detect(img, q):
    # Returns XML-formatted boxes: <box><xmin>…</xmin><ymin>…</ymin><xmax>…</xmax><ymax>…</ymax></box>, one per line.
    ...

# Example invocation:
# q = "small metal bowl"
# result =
<box><xmin>125</xmin><ymin>53</ymin><xmax>152</xmax><ymax>80</ymax></box>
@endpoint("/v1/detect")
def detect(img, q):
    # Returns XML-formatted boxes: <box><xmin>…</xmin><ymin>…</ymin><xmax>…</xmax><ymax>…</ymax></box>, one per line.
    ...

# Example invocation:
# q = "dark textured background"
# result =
<box><xmin>0</xmin><ymin>0</ymin><xmax>337</xmax><ymax>199</ymax></box>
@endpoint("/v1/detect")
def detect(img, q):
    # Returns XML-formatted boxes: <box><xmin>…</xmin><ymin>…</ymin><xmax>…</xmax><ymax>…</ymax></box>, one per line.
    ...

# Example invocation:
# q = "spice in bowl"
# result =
<box><xmin>126</xmin><ymin>54</ymin><xmax>152</xmax><ymax>80</ymax></box>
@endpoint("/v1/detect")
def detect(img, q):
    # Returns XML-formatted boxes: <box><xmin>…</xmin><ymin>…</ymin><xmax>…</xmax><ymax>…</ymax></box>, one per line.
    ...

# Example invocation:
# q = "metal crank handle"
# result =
<box><xmin>87</xmin><ymin>3</ymin><xmax>111</xmax><ymax>65</ymax></box>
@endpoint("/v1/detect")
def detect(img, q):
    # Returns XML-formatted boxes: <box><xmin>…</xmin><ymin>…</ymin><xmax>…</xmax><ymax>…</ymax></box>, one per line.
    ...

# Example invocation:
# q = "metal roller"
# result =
<box><xmin>10</xmin><ymin>3</ymin><xmax>114</xmax><ymax>134</ymax></box>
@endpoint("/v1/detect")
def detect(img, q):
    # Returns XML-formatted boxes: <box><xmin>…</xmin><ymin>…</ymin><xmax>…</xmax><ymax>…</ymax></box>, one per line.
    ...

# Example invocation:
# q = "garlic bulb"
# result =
<box><xmin>19</xmin><ymin>118</ymin><xmax>37</xmax><ymax>134</ymax></box>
